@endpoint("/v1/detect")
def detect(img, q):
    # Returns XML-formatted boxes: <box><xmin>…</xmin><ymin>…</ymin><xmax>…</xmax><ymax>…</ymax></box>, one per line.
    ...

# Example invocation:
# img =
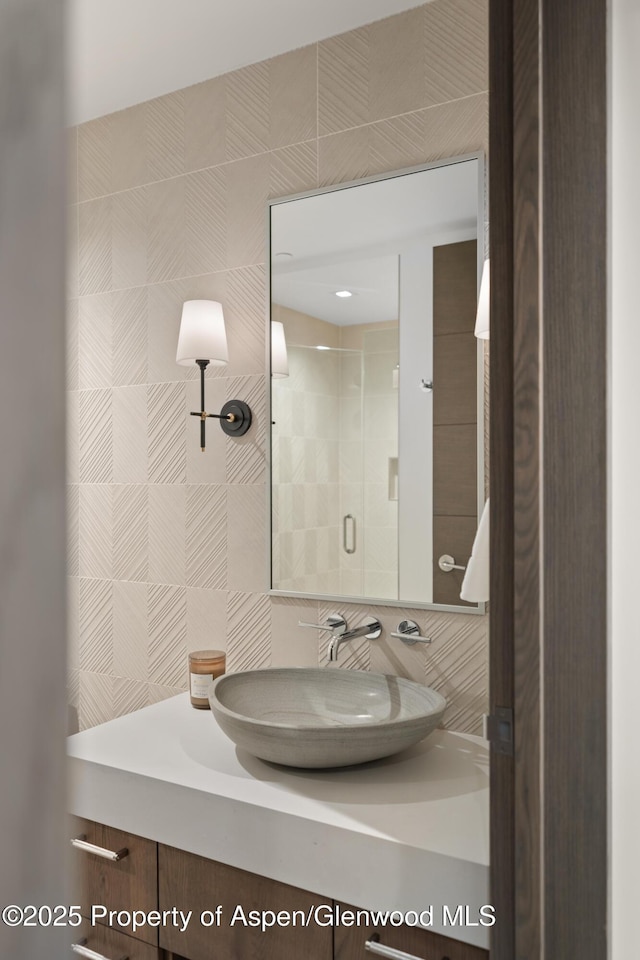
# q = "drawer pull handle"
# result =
<box><xmin>72</xmin><ymin>939</ymin><xmax>128</xmax><ymax>960</ymax></box>
<box><xmin>71</xmin><ymin>836</ymin><xmax>129</xmax><ymax>862</ymax></box>
<box><xmin>365</xmin><ymin>937</ymin><xmax>423</xmax><ymax>960</ymax></box>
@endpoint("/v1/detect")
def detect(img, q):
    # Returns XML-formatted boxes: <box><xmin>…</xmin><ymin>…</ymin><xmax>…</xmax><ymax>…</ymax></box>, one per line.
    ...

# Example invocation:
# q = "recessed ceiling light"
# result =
<box><xmin>335</xmin><ymin>290</ymin><xmax>353</xmax><ymax>298</ymax></box>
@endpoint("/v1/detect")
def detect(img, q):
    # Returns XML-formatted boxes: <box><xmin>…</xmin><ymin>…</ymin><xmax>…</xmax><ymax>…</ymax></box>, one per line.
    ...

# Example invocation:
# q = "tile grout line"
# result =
<box><xmin>75</xmin><ymin>89</ymin><xmax>488</xmax><ymax>205</ymax></box>
<box><xmin>76</xmin><ymin>261</ymin><xmax>267</xmax><ymax>300</ymax></box>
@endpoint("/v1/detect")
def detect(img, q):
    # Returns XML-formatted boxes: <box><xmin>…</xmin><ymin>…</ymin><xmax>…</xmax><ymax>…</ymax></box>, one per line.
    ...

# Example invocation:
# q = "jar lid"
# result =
<box><xmin>189</xmin><ymin>649</ymin><xmax>225</xmax><ymax>662</ymax></box>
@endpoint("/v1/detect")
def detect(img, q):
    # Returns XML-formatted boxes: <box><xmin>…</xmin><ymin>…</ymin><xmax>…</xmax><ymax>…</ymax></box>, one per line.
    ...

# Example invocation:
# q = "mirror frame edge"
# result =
<box><xmin>265</xmin><ymin>151</ymin><xmax>487</xmax><ymax>616</ymax></box>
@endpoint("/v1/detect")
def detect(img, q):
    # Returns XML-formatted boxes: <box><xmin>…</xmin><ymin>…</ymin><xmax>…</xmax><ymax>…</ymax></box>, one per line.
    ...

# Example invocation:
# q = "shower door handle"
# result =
<box><xmin>343</xmin><ymin>514</ymin><xmax>356</xmax><ymax>554</ymax></box>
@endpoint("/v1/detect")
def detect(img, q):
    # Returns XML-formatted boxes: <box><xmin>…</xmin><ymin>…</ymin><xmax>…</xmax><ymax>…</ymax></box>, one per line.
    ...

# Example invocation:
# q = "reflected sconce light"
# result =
<box><xmin>474</xmin><ymin>259</ymin><xmax>490</xmax><ymax>339</ymax></box>
<box><xmin>176</xmin><ymin>300</ymin><xmax>252</xmax><ymax>451</ymax></box>
<box><xmin>271</xmin><ymin>321</ymin><xmax>289</xmax><ymax>379</ymax></box>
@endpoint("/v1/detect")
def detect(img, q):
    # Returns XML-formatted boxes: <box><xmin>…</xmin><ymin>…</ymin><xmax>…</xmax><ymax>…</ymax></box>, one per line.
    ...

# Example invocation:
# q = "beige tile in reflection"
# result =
<box><xmin>268</xmin><ymin>46</ymin><xmax>317</xmax><ymax>149</ymax></box>
<box><xmin>186</xmin><ymin>587</ymin><xmax>228</xmax><ymax>653</ymax></box>
<box><xmin>424</xmin><ymin>0</ymin><xmax>488</xmax><ymax>107</ymax></box>
<box><xmin>227</xmin><ymin>484</ymin><xmax>267</xmax><ymax>594</ymax></box>
<box><xmin>78</xmin><ymin>116</ymin><xmax>112</xmax><ymax>202</ymax></box>
<box><xmin>184</xmin><ymin>76</ymin><xmax>227</xmax><ymax>173</ymax></box>
<box><xmin>79</xmin><ymin>197</ymin><xmax>112</xmax><ymax>295</ymax></box>
<box><xmin>269</xmin><ymin>597</ymin><xmax>320</xmax><ymax>667</ymax></box>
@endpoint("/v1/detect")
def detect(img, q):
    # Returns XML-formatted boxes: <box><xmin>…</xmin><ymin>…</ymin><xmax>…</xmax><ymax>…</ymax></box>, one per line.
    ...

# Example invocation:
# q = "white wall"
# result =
<box><xmin>610</xmin><ymin>0</ymin><xmax>640</xmax><ymax>955</ymax></box>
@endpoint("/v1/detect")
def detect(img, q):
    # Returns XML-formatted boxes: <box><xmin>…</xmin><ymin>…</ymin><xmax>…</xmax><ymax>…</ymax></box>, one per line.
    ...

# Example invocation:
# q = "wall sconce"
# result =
<box><xmin>271</xmin><ymin>321</ymin><xmax>289</xmax><ymax>378</ymax></box>
<box><xmin>474</xmin><ymin>259</ymin><xmax>490</xmax><ymax>339</ymax></box>
<box><xmin>176</xmin><ymin>300</ymin><xmax>252</xmax><ymax>451</ymax></box>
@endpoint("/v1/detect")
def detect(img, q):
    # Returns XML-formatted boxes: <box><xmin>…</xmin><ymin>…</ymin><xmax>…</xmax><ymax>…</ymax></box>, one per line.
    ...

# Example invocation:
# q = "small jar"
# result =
<box><xmin>188</xmin><ymin>650</ymin><xmax>226</xmax><ymax>709</ymax></box>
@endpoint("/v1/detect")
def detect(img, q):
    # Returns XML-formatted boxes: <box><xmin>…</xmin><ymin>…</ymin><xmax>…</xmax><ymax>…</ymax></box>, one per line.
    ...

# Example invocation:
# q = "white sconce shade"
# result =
<box><xmin>176</xmin><ymin>300</ymin><xmax>228</xmax><ymax>366</ymax></box>
<box><xmin>474</xmin><ymin>259</ymin><xmax>490</xmax><ymax>340</ymax></box>
<box><xmin>271</xmin><ymin>321</ymin><xmax>289</xmax><ymax>378</ymax></box>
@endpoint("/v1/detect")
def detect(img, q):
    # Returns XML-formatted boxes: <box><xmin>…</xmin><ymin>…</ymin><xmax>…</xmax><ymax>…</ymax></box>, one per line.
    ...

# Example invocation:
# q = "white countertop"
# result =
<box><xmin>68</xmin><ymin>693</ymin><xmax>490</xmax><ymax>949</ymax></box>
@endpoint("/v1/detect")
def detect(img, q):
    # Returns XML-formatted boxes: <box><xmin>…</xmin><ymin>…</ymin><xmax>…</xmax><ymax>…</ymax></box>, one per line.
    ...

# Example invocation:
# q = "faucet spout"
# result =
<box><xmin>328</xmin><ymin>618</ymin><xmax>382</xmax><ymax>662</ymax></box>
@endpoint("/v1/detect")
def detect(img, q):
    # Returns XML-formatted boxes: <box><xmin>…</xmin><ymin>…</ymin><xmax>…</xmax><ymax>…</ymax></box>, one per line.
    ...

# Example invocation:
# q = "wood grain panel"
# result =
<box><xmin>158</xmin><ymin>845</ymin><xmax>332</xmax><ymax>960</ymax></box>
<box><xmin>70</xmin><ymin>816</ymin><xmax>159</xmax><ymax>946</ymax></box>
<box><xmin>433</xmin><ymin>239</ymin><xmax>478</xmax><ymax>336</ymax></box>
<box><xmin>433</xmin><ymin>332</ymin><xmax>477</xmax><ymax>425</ymax></box>
<box><xmin>488</xmin><ymin>2</ymin><xmax>515</xmax><ymax>957</ymax></box>
<box><xmin>433</xmin><ymin>424</ymin><xmax>477</xmax><ymax>517</ymax></box>
<box><xmin>512</xmin><ymin>0</ymin><xmax>542</xmax><ymax>954</ymax></box>
<box><xmin>334</xmin><ymin>901</ymin><xmax>488</xmax><ymax>960</ymax></box>
<box><xmin>541</xmin><ymin>0</ymin><xmax>607</xmax><ymax>957</ymax></box>
<box><xmin>433</xmin><ymin>515</ymin><xmax>478</xmax><ymax>606</ymax></box>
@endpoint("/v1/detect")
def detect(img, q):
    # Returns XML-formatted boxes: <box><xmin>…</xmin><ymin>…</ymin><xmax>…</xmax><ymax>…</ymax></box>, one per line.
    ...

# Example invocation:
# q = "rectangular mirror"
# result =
<box><xmin>268</xmin><ymin>154</ymin><xmax>485</xmax><ymax>612</ymax></box>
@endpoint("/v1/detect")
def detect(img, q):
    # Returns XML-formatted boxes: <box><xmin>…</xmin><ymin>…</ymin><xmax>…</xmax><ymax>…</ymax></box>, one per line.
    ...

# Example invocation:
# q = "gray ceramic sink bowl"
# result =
<box><xmin>209</xmin><ymin>668</ymin><xmax>446</xmax><ymax>768</ymax></box>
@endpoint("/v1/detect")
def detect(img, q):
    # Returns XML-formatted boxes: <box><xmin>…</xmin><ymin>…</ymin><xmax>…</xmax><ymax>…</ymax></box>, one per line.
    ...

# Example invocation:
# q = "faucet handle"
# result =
<box><xmin>298</xmin><ymin>614</ymin><xmax>347</xmax><ymax>635</ymax></box>
<box><xmin>390</xmin><ymin>619</ymin><xmax>432</xmax><ymax>645</ymax></box>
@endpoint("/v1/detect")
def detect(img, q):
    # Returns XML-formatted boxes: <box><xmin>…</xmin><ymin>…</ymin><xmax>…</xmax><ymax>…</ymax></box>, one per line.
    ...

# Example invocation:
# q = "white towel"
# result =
<box><xmin>460</xmin><ymin>499</ymin><xmax>489</xmax><ymax>602</ymax></box>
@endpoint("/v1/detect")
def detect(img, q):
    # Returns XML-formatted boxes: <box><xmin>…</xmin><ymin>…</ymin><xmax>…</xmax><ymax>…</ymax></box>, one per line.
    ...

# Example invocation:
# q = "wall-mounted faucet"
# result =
<box><xmin>328</xmin><ymin>618</ymin><xmax>382</xmax><ymax>662</ymax></box>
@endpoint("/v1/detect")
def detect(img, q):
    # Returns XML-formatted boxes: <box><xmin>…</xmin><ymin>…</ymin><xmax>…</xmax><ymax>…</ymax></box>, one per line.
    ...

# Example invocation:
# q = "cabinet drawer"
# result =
<box><xmin>159</xmin><ymin>844</ymin><xmax>332</xmax><ymax>960</ymax></box>
<box><xmin>334</xmin><ymin>902</ymin><xmax>489</xmax><ymax>960</ymax></box>
<box><xmin>72</xmin><ymin>920</ymin><xmax>160</xmax><ymax>960</ymax></box>
<box><xmin>70</xmin><ymin>817</ymin><xmax>158</xmax><ymax>946</ymax></box>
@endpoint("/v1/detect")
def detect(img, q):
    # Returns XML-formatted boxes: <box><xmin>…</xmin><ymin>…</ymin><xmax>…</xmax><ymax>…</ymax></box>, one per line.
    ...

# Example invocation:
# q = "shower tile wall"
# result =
<box><xmin>67</xmin><ymin>0</ymin><xmax>489</xmax><ymax>733</ymax></box>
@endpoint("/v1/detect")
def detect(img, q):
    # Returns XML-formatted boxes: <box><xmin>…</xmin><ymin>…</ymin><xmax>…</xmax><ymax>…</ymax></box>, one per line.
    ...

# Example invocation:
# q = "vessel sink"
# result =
<box><xmin>209</xmin><ymin>668</ymin><xmax>446</xmax><ymax>768</ymax></box>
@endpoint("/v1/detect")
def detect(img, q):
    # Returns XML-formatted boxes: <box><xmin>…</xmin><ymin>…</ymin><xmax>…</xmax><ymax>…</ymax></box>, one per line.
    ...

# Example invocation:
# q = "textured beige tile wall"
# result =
<box><xmin>67</xmin><ymin>0</ymin><xmax>489</xmax><ymax>734</ymax></box>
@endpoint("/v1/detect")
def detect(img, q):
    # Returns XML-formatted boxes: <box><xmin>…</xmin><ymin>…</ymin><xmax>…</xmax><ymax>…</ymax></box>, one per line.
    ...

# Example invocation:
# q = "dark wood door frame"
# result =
<box><xmin>489</xmin><ymin>1</ymin><xmax>608</xmax><ymax>957</ymax></box>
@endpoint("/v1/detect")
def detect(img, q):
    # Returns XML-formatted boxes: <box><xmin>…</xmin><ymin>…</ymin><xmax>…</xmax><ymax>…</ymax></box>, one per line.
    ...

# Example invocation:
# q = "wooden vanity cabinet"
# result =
<box><xmin>70</xmin><ymin>816</ymin><xmax>159</xmax><ymax>947</ymax></box>
<box><xmin>158</xmin><ymin>844</ymin><xmax>332</xmax><ymax>960</ymax></box>
<box><xmin>334</xmin><ymin>901</ymin><xmax>489</xmax><ymax>960</ymax></box>
<box><xmin>72</xmin><ymin>821</ymin><xmax>488</xmax><ymax>960</ymax></box>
